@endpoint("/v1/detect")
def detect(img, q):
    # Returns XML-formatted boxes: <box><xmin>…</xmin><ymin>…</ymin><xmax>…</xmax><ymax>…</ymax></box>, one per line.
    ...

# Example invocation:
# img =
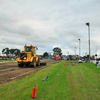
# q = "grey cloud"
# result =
<box><xmin>0</xmin><ymin>0</ymin><xmax>100</xmax><ymax>55</ymax></box>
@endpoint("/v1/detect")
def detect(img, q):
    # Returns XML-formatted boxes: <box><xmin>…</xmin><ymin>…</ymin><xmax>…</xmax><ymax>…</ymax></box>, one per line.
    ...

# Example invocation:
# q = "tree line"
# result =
<box><xmin>2</xmin><ymin>47</ymin><xmax>62</xmax><ymax>58</ymax></box>
<box><xmin>43</xmin><ymin>47</ymin><xmax>62</xmax><ymax>58</ymax></box>
<box><xmin>2</xmin><ymin>47</ymin><xmax>20</xmax><ymax>56</ymax></box>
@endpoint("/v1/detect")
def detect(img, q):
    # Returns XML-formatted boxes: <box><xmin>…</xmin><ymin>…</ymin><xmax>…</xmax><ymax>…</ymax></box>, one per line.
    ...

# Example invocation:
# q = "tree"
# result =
<box><xmin>14</xmin><ymin>49</ymin><xmax>20</xmax><ymax>56</ymax></box>
<box><xmin>68</xmin><ymin>55</ymin><xmax>72</xmax><ymax>60</ymax></box>
<box><xmin>43</xmin><ymin>52</ymin><xmax>49</xmax><ymax>58</ymax></box>
<box><xmin>2</xmin><ymin>48</ymin><xmax>20</xmax><ymax>56</ymax></box>
<box><xmin>9</xmin><ymin>49</ymin><xmax>15</xmax><ymax>55</ymax></box>
<box><xmin>9</xmin><ymin>49</ymin><xmax>20</xmax><ymax>56</ymax></box>
<box><xmin>2</xmin><ymin>47</ymin><xmax>9</xmax><ymax>56</ymax></box>
<box><xmin>52</xmin><ymin>47</ymin><xmax>62</xmax><ymax>56</ymax></box>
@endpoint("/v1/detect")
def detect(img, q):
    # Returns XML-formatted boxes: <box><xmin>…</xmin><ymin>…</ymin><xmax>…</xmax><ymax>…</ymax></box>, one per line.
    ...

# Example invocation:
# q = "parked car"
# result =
<box><xmin>78</xmin><ymin>60</ymin><xmax>82</xmax><ymax>63</ymax></box>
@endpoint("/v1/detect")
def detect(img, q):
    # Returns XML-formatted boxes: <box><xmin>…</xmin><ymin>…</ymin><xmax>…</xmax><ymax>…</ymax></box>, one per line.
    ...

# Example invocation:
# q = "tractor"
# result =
<box><xmin>16</xmin><ymin>44</ymin><xmax>40</xmax><ymax>67</ymax></box>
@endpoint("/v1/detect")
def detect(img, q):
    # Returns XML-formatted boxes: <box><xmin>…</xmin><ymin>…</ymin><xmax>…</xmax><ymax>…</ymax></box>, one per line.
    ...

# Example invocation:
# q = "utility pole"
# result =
<box><xmin>86</xmin><ymin>22</ymin><xmax>90</xmax><ymax>65</ymax></box>
<box><xmin>78</xmin><ymin>39</ymin><xmax>80</xmax><ymax>60</ymax></box>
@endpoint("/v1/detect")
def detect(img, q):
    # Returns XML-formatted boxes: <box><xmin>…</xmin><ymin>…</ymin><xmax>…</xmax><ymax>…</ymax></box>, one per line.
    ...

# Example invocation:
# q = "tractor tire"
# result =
<box><xmin>36</xmin><ymin>57</ymin><xmax>40</xmax><ymax>66</ymax></box>
<box><xmin>33</xmin><ymin>58</ymin><xmax>36</xmax><ymax>68</ymax></box>
<box><xmin>18</xmin><ymin>63</ymin><xmax>24</xmax><ymax>67</ymax></box>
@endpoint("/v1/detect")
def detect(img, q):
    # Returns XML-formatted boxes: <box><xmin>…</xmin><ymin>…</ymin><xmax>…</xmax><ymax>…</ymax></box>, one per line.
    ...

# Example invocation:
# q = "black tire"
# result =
<box><xmin>36</xmin><ymin>57</ymin><xmax>40</xmax><ymax>66</ymax></box>
<box><xmin>18</xmin><ymin>63</ymin><xmax>24</xmax><ymax>67</ymax></box>
<box><xmin>33</xmin><ymin>58</ymin><xmax>36</xmax><ymax>68</ymax></box>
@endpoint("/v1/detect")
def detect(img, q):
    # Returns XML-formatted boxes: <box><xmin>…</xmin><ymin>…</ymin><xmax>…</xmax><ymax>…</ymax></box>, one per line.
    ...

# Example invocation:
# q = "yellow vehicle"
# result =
<box><xmin>16</xmin><ymin>44</ymin><xmax>40</xmax><ymax>67</ymax></box>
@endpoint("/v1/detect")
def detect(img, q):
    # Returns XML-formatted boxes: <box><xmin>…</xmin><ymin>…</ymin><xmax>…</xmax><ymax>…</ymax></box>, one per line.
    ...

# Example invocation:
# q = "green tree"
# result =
<box><xmin>68</xmin><ymin>55</ymin><xmax>72</xmax><ymax>60</ymax></box>
<box><xmin>43</xmin><ymin>52</ymin><xmax>49</xmax><ymax>58</ymax></box>
<box><xmin>2</xmin><ymin>47</ymin><xmax>20</xmax><ymax>56</ymax></box>
<box><xmin>9</xmin><ymin>49</ymin><xmax>20</xmax><ymax>56</ymax></box>
<box><xmin>52</xmin><ymin>47</ymin><xmax>62</xmax><ymax>56</ymax></box>
<box><xmin>9</xmin><ymin>49</ymin><xmax>15</xmax><ymax>55</ymax></box>
<box><xmin>14</xmin><ymin>49</ymin><xmax>20</xmax><ymax>56</ymax></box>
<box><xmin>2</xmin><ymin>47</ymin><xmax>9</xmax><ymax>56</ymax></box>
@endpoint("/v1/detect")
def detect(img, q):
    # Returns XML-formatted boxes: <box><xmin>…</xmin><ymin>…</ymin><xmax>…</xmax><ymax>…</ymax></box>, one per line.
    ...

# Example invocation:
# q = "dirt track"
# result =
<box><xmin>0</xmin><ymin>60</ymin><xmax>60</xmax><ymax>85</ymax></box>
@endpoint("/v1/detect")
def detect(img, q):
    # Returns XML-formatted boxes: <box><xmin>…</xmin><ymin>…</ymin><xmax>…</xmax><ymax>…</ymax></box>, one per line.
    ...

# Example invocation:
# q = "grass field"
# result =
<box><xmin>0</xmin><ymin>61</ymin><xmax>100</xmax><ymax>100</ymax></box>
<box><xmin>0</xmin><ymin>60</ymin><xmax>16</xmax><ymax>62</ymax></box>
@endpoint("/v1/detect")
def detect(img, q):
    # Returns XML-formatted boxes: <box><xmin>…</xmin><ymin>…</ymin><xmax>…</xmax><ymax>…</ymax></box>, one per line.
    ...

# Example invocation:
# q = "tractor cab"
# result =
<box><xmin>24</xmin><ymin>44</ymin><xmax>38</xmax><ymax>54</ymax></box>
<box><xmin>25</xmin><ymin>46</ymin><xmax>32</xmax><ymax>52</ymax></box>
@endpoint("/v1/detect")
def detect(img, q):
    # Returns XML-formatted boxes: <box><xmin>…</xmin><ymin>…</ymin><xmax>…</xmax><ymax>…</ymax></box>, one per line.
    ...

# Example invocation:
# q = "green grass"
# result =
<box><xmin>0</xmin><ymin>61</ymin><xmax>100</xmax><ymax>100</ymax></box>
<box><xmin>0</xmin><ymin>60</ymin><xmax>16</xmax><ymax>62</ymax></box>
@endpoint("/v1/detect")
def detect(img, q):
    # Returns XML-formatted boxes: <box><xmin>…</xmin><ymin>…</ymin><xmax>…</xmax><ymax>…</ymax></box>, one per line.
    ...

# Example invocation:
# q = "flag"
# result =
<box><xmin>85</xmin><ymin>52</ymin><xmax>87</xmax><ymax>57</ymax></box>
<box><xmin>14</xmin><ymin>50</ymin><xmax>17</xmax><ymax>53</ymax></box>
<box><xmin>3</xmin><ymin>49</ymin><xmax>6</xmax><ymax>53</ymax></box>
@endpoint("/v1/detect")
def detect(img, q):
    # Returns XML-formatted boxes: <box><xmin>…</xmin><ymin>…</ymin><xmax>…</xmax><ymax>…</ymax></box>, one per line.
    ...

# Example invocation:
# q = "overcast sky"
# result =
<box><xmin>0</xmin><ymin>0</ymin><xmax>100</xmax><ymax>56</ymax></box>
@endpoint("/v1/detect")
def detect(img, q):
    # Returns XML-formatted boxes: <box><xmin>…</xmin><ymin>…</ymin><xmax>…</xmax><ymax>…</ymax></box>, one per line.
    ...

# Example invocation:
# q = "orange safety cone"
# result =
<box><xmin>32</xmin><ymin>85</ymin><xmax>37</xmax><ymax>98</ymax></box>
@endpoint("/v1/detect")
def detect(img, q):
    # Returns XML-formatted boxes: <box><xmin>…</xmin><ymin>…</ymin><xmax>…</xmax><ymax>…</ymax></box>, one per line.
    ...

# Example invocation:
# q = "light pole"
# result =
<box><xmin>78</xmin><ymin>39</ymin><xmax>80</xmax><ymax>60</ymax></box>
<box><xmin>86</xmin><ymin>22</ymin><xmax>90</xmax><ymax>65</ymax></box>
